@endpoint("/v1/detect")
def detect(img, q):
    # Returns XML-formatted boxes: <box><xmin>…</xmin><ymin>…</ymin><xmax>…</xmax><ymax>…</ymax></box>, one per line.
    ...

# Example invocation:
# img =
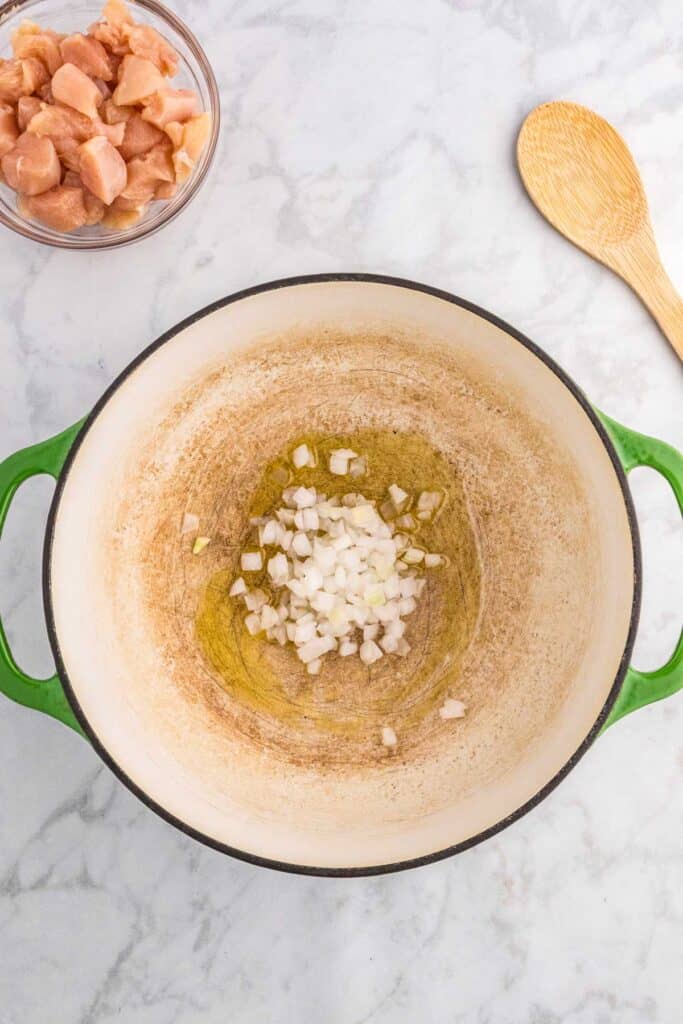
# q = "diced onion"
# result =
<box><xmin>439</xmin><ymin>698</ymin><xmax>466</xmax><ymax>720</ymax></box>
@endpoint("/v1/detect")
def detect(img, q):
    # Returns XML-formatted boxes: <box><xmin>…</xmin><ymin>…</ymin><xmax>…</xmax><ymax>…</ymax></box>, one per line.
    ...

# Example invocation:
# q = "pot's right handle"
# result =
<box><xmin>598</xmin><ymin>412</ymin><xmax>683</xmax><ymax>729</ymax></box>
<box><xmin>0</xmin><ymin>421</ymin><xmax>86</xmax><ymax>737</ymax></box>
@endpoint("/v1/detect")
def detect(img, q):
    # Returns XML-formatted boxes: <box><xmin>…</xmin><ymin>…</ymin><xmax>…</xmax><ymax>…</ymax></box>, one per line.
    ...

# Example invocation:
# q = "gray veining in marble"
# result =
<box><xmin>1</xmin><ymin>1</ymin><xmax>682</xmax><ymax>1021</ymax></box>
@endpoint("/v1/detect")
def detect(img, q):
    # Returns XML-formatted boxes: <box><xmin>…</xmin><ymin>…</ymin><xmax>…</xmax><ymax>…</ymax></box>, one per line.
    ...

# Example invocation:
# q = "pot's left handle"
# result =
<box><xmin>598</xmin><ymin>412</ymin><xmax>683</xmax><ymax>730</ymax></box>
<box><xmin>0</xmin><ymin>421</ymin><xmax>86</xmax><ymax>737</ymax></box>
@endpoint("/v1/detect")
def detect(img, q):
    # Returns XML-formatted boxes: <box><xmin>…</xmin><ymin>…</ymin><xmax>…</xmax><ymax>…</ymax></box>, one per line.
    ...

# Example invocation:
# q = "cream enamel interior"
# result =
<box><xmin>48</xmin><ymin>280</ymin><xmax>635</xmax><ymax>870</ymax></box>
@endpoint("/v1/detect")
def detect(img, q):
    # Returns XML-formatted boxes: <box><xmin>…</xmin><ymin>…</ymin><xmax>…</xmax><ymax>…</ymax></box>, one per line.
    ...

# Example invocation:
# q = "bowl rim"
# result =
<box><xmin>0</xmin><ymin>0</ymin><xmax>220</xmax><ymax>250</ymax></box>
<box><xmin>42</xmin><ymin>273</ymin><xmax>642</xmax><ymax>876</ymax></box>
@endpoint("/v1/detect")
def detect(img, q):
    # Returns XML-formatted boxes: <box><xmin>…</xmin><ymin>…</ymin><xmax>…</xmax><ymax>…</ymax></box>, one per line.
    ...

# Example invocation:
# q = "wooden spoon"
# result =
<box><xmin>517</xmin><ymin>101</ymin><xmax>683</xmax><ymax>362</ymax></box>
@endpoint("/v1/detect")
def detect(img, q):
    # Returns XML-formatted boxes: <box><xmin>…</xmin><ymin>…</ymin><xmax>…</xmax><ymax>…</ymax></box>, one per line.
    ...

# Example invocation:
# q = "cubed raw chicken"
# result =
<box><xmin>2</xmin><ymin>0</ymin><xmax>208</xmax><ymax>233</ymax></box>
<box><xmin>141</xmin><ymin>88</ymin><xmax>199</xmax><ymax>128</ymax></box>
<box><xmin>78</xmin><ymin>135</ymin><xmax>126</xmax><ymax>204</ymax></box>
<box><xmin>16</xmin><ymin>96</ymin><xmax>43</xmax><ymax>132</ymax></box>
<box><xmin>123</xmin><ymin>24</ymin><xmax>179</xmax><ymax>77</ymax></box>
<box><xmin>1</xmin><ymin>132</ymin><xmax>61</xmax><ymax>195</ymax></box>
<box><xmin>0</xmin><ymin>58</ymin><xmax>49</xmax><ymax>103</ymax></box>
<box><xmin>103</xmin><ymin>0</ymin><xmax>133</xmax><ymax>27</ymax></box>
<box><xmin>101</xmin><ymin>205</ymin><xmax>144</xmax><ymax>229</ymax></box>
<box><xmin>62</xmin><ymin>169</ymin><xmax>105</xmax><ymax>224</ymax></box>
<box><xmin>93</xmin><ymin>119</ymin><xmax>126</xmax><ymax>147</ymax></box>
<box><xmin>119</xmin><ymin>140</ymin><xmax>173</xmax><ymax>204</ymax></box>
<box><xmin>154</xmin><ymin>180</ymin><xmax>177</xmax><ymax>199</ymax></box>
<box><xmin>118</xmin><ymin>112</ymin><xmax>164</xmax><ymax>160</ymax></box>
<box><xmin>93</xmin><ymin>78</ymin><xmax>112</xmax><ymax>101</ymax></box>
<box><xmin>101</xmin><ymin>98</ymin><xmax>134</xmax><ymax>125</ymax></box>
<box><xmin>18</xmin><ymin>184</ymin><xmax>88</xmax><ymax>231</ymax></box>
<box><xmin>0</xmin><ymin>103</ymin><xmax>19</xmax><ymax>159</ymax></box>
<box><xmin>52</xmin><ymin>63</ymin><xmax>103</xmax><ymax>120</ymax></box>
<box><xmin>164</xmin><ymin>121</ymin><xmax>183</xmax><ymax>149</ymax></box>
<box><xmin>89</xmin><ymin>0</ymin><xmax>134</xmax><ymax>56</ymax></box>
<box><xmin>12</xmin><ymin>22</ymin><xmax>64</xmax><ymax>76</ymax></box>
<box><xmin>60</xmin><ymin>33</ymin><xmax>114</xmax><ymax>81</ymax></box>
<box><xmin>27</xmin><ymin>103</ymin><xmax>93</xmax><ymax>156</ymax></box>
<box><xmin>37</xmin><ymin>80</ymin><xmax>54</xmax><ymax>103</ymax></box>
<box><xmin>172</xmin><ymin>112</ymin><xmax>211</xmax><ymax>183</ymax></box>
<box><xmin>112</xmin><ymin>55</ymin><xmax>164</xmax><ymax>106</ymax></box>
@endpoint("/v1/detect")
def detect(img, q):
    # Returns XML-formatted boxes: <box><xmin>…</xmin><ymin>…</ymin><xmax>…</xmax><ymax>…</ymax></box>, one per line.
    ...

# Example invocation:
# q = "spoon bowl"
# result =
<box><xmin>518</xmin><ymin>101</ymin><xmax>682</xmax><ymax>362</ymax></box>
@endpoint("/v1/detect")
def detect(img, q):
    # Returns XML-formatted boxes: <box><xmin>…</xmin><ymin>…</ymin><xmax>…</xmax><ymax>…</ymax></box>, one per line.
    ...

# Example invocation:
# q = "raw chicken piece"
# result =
<box><xmin>164</xmin><ymin>121</ymin><xmax>183</xmax><ymax>148</ymax></box>
<box><xmin>12</xmin><ymin>21</ymin><xmax>64</xmax><ymax>76</ymax></box>
<box><xmin>27</xmin><ymin>103</ymin><xmax>93</xmax><ymax>147</ymax></box>
<box><xmin>123</xmin><ymin>23</ymin><xmax>179</xmax><ymax>77</ymax></box>
<box><xmin>1</xmin><ymin>132</ymin><xmax>61</xmax><ymax>195</ymax></box>
<box><xmin>101</xmin><ymin>98</ymin><xmax>134</xmax><ymax>125</ymax></box>
<box><xmin>0</xmin><ymin>58</ymin><xmax>48</xmax><ymax>103</ymax></box>
<box><xmin>119</xmin><ymin>141</ymin><xmax>173</xmax><ymax>205</ymax></box>
<box><xmin>93</xmin><ymin>78</ymin><xmax>112</xmax><ymax>101</ymax></box>
<box><xmin>154</xmin><ymin>180</ymin><xmax>177</xmax><ymax>199</ymax></box>
<box><xmin>18</xmin><ymin>184</ymin><xmax>88</xmax><ymax>231</ymax></box>
<box><xmin>52</xmin><ymin>63</ymin><xmax>103</xmax><ymax>120</ymax></box>
<box><xmin>62</xmin><ymin>169</ymin><xmax>105</xmax><ymax>224</ymax></box>
<box><xmin>28</xmin><ymin>103</ymin><xmax>93</xmax><ymax>172</ymax></box>
<box><xmin>103</xmin><ymin>0</ymin><xmax>134</xmax><ymax>26</ymax></box>
<box><xmin>16</xmin><ymin>95</ymin><xmax>43</xmax><ymax>132</ymax></box>
<box><xmin>89</xmin><ymin>0</ymin><xmax>134</xmax><ymax>56</ymax></box>
<box><xmin>141</xmin><ymin>88</ymin><xmax>199</xmax><ymax>128</ymax></box>
<box><xmin>172</xmin><ymin>112</ymin><xmax>211</xmax><ymax>183</ymax></box>
<box><xmin>118</xmin><ymin>112</ymin><xmax>164</xmax><ymax>160</ymax></box>
<box><xmin>0</xmin><ymin>103</ymin><xmax>19</xmax><ymax>159</ymax></box>
<box><xmin>93</xmin><ymin>119</ymin><xmax>126</xmax><ymax>147</ymax></box>
<box><xmin>112</xmin><ymin>55</ymin><xmax>165</xmax><ymax>106</ymax></box>
<box><xmin>78</xmin><ymin>135</ymin><xmax>126</xmax><ymax>204</ymax></box>
<box><xmin>37</xmin><ymin>80</ymin><xmax>54</xmax><ymax>103</ymax></box>
<box><xmin>101</xmin><ymin>205</ymin><xmax>145</xmax><ymax>229</ymax></box>
<box><xmin>60</xmin><ymin>33</ymin><xmax>114</xmax><ymax>81</ymax></box>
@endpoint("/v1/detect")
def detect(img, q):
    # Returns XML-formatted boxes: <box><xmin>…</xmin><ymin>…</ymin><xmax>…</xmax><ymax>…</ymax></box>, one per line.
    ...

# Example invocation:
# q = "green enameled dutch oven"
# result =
<box><xmin>1</xmin><ymin>275</ymin><xmax>681</xmax><ymax>876</ymax></box>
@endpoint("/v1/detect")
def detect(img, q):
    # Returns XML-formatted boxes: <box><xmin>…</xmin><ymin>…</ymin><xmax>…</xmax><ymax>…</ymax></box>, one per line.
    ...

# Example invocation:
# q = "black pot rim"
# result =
<box><xmin>42</xmin><ymin>272</ymin><xmax>642</xmax><ymax>878</ymax></box>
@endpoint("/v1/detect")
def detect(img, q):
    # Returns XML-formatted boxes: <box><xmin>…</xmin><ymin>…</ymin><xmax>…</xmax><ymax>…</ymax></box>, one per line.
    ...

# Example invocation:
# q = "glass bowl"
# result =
<box><xmin>0</xmin><ymin>0</ymin><xmax>220</xmax><ymax>249</ymax></box>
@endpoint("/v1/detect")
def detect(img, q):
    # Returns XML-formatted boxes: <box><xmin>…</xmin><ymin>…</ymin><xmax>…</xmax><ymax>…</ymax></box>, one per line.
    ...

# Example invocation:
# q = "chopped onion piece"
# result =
<box><xmin>244</xmin><ymin>612</ymin><xmax>262</xmax><ymax>635</ymax></box>
<box><xmin>229</xmin><ymin>577</ymin><xmax>246</xmax><ymax>597</ymax></box>
<box><xmin>241</xmin><ymin>551</ymin><xmax>263</xmax><ymax>571</ymax></box>
<box><xmin>381</xmin><ymin>726</ymin><xmax>397</xmax><ymax>747</ymax></box>
<box><xmin>360</xmin><ymin>640</ymin><xmax>383</xmax><ymax>665</ymax></box>
<box><xmin>380</xmin><ymin>634</ymin><xmax>398</xmax><ymax>653</ymax></box>
<box><xmin>329</xmin><ymin>454</ymin><xmax>350</xmax><ymax>475</ymax></box>
<box><xmin>192</xmin><ymin>536</ymin><xmax>211</xmax><ymax>555</ymax></box>
<box><xmin>395</xmin><ymin>513</ymin><xmax>416</xmax><ymax>531</ymax></box>
<box><xmin>307</xmin><ymin>658</ymin><xmax>322</xmax><ymax>675</ymax></box>
<box><xmin>292</xmin><ymin>532</ymin><xmax>313</xmax><ymax>557</ymax></box>
<box><xmin>388</xmin><ymin>484</ymin><xmax>410</xmax><ymax>510</ymax></box>
<box><xmin>267</xmin><ymin>552</ymin><xmax>289</xmax><ymax>583</ymax></box>
<box><xmin>424</xmin><ymin>553</ymin><xmax>444</xmax><ymax>568</ymax></box>
<box><xmin>292</xmin><ymin>443</ymin><xmax>316</xmax><ymax>469</ymax></box>
<box><xmin>349</xmin><ymin>457</ymin><xmax>367</xmax><ymax>478</ymax></box>
<box><xmin>244</xmin><ymin>588</ymin><xmax>267</xmax><ymax>612</ymax></box>
<box><xmin>261</xmin><ymin>605</ymin><xmax>280</xmax><ymax>629</ymax></box>
<box><xmin>439</xmin><ymin>698</ymin><xmax>466</xmax><ymax>720</ymax></box>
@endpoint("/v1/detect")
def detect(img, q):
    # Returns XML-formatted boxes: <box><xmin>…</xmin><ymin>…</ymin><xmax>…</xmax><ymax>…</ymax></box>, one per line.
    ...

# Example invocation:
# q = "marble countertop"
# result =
<box><xmin>1</xmin><ymin>1</ymin><xmax>682</xmax><ymax>1021</ymax></box>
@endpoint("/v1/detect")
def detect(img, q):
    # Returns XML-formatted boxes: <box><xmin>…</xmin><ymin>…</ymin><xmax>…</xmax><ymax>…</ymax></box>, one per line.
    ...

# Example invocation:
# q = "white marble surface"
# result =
<box><xmin>1</xmin><ymin>0</ymin><xmax>682</xmax><ymax>1020</ymax></box>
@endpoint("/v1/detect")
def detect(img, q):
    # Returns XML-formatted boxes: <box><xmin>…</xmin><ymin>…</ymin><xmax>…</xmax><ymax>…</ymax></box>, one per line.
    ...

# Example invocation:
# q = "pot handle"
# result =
<box><xmin>0</xmin><ymin>421</ymin><xmax>86</xmax><ymax>736</ymax></box>
<box><xmin>598</xmin><ymin>412</ymin><xmax>683</xmax><ymax>730</ymax></box>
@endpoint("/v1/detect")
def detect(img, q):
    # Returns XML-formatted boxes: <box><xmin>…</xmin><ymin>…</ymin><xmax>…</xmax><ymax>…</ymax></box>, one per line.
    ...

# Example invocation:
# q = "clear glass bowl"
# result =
<box><xmin>0</xmin><ymin>0</ymin><xmax>220</xmax><ymax>249</ymax></box>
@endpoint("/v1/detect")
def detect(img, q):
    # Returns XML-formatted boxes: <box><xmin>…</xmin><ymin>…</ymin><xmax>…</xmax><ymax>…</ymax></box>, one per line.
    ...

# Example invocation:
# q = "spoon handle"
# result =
<box><xmin>613</xmin><ymin>230</ymin><xmax>683</xmax><ymax>362</ymax></box>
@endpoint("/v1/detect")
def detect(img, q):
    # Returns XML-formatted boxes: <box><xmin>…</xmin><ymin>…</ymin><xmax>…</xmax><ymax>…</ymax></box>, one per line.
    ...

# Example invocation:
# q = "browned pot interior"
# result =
<box><xmin>49</xmin><ymin>279</ymin><xmax>635</xmax><ymax>871</ymax></box>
